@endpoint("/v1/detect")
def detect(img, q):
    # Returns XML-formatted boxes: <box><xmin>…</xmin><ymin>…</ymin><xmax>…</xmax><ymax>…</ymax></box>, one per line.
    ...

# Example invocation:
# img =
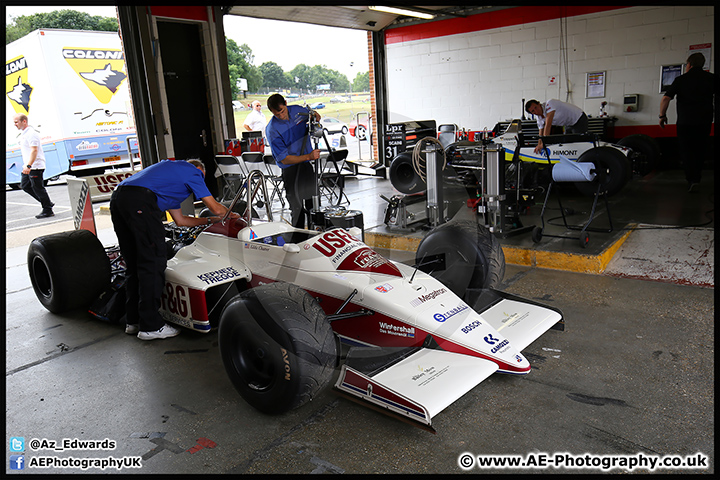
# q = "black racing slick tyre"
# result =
<box><xmin>218</xmin><ymin>282</ymin><xmax>337</xmax><ymax>414</ymax></box>
<box><xmin>389</xmin><ymin>151</ymin><xmax>426</xmax><ymax>194</ymax></box>
<box><xmin>415</xmin><ymin>220</ymin><xmax>505</xmax><ymax>300</ymax></box>
<box><xmin>574</xmin><ymin>146</ymin><xmax>631</xmax><ymax>197</ymax></box>
<box><xmin>27</xmin><ymin>229</ymin><xmax>111</xmax><ymax>313</ymax></box>
<box><xmin>617</xmin><ymin>134</ymin><xmax>661</xmax><ymax>177</ymax></box>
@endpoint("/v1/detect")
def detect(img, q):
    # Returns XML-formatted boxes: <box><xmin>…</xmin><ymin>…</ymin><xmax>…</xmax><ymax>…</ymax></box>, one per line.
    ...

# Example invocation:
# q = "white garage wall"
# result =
<box><xmin>385</xmin><ymin>6</ymin><xmax>714</xmax><ymax>132</ymax></box>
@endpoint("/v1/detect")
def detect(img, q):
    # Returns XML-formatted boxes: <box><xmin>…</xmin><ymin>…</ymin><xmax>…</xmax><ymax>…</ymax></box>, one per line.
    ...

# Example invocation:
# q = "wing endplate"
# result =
<box><xmin>335</xmin><ymin>347</ymin><xmax>498</xmax><ymax>429</ymax></box>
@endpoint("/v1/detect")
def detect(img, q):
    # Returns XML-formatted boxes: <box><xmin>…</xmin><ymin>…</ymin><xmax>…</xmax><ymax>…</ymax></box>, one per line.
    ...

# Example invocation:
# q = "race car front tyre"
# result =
<box><xmin>389</xmin><ymin>151</ymin><xmax>426</xmax><ymax>195</ymax></box>
<box><xmin>218</xmin><ymin>282</ymin><xmax>337</xmax><ymax>414</ymax></box>
<box><xmin>27</xmin><ymin>229</ymin><xmax>111</xmax><ymax>313</ymax></box>
<box><xmin>574</xmin><ymin>146</ymin><xmax>631</xmax><ymax>197</ymax></box>
<box><xmin>415</xmin><ymin>219</ymin><xmax>505</xmax><ymax>300</ymax></box>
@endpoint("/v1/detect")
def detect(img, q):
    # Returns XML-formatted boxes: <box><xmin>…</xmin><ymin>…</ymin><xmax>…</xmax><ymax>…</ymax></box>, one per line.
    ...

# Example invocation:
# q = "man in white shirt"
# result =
<box><xmin>243</xmin><ymin>100</ymin><xmax>267</xmax><ymax>134</ymax></box>
<box><xmin>525</xmin><ymin>99</ymin><xmax>588</xmax><ymax>154</ymax></box>
<box><xmin>13</xmin><ymin>113</ymin><xmax>55</xmax><ymax>218</ymax></box>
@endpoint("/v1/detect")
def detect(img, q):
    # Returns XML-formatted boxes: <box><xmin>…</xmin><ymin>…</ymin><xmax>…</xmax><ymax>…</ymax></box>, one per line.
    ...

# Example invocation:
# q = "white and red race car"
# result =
<box><xmin>27</xmin><ymin>185</ymin><xmax>563</xmax><ymax>432</ymax></box>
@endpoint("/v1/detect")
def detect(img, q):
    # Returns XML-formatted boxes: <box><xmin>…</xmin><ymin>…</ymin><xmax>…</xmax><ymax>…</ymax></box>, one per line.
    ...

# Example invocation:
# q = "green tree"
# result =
<box><xmin>290</xmin><ymin>64</ymin><xmax>350</xmax><ymax>93</ymax></box>
<box><xmin>225</xmin><ymin>38</ymin><xmax>263</xmax><ymax>96</ymax></box>
<box><xmin>352</xmin><ymin>71</ymin><xmax>370</xmax><ymax>92</ymax></box>
<box><xmin>259</xmin><ymin>61</ymin><xmax>289</xmax><ymax>90</ymax></box>
<box><xmin>6</xmin><ymin>9</ymin><xmax>119</xmax><ymax>44</ymax></box>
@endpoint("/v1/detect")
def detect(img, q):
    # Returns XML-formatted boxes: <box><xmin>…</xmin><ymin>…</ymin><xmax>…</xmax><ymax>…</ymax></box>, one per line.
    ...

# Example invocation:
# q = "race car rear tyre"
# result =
<box><xmin>389</xmin><ymin>151</ymin><xmax>426</xmax><ymax>194</ymax></box>
<box><xmin>27</xmin><ymin>229</ymin><xmax>111</xmax><ymax>313</ymax></box>
<box><xmin>415</xmin><ymin>220</ymin><xmax>505</xmax><ymax>300</ymax></box>
<box><xmin>574</xmin><ymin>146</ymin><xmax>631</xmax><ymax>197</ymax></box>
<box><xmin>218</xmin><ymin>282</ymin><xmax>337</xmax><ymax>414</ymax></box>
<box><xmin>617</xmin><ymin>134</ymin><xmax>661</xmax><ymax>177</ymax></box>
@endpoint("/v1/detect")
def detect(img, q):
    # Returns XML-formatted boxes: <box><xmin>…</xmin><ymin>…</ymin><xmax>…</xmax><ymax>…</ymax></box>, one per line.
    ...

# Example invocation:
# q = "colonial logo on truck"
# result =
<box><xmin>62</xmin><ymin>47</ymin><xmax>127</xmax><ymax>104</ymax></box>
<box><xmin>5</xmin><ymin>55</ymin><xmax>33</xmax><ymax>114</ymax></box>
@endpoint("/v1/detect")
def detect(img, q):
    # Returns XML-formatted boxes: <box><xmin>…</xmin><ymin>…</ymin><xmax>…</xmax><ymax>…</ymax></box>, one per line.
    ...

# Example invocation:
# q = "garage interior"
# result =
<box><xmin>6</xmin><ymin>5</ymin><xmax>714</xmax><ymax>475</ymax></box>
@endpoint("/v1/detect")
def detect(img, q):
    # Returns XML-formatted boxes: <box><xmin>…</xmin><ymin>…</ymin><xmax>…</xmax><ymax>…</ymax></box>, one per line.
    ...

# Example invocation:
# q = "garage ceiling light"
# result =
<box><xmin>368</xmin><ymin>6</ymin><xmax>435</xmax><ymax>20</ymax></box>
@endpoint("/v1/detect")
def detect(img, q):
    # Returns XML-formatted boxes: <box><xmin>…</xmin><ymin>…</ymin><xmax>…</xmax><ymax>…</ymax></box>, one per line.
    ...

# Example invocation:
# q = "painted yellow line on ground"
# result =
<box><xmin>365</xmin><ymin>225</ymin><xmax>637</xmax><ymax>275</ymax></box>
<box><xmin>365</xmin><ymin>231</ymin><xmax>422</xmax><ymax>252</ymax></box>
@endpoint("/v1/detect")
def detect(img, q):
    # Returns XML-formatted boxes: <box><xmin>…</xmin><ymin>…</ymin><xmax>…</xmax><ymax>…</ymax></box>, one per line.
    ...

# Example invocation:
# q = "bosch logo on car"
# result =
<box><xmin>461</xmin><ymin>320</ymin><xmax>481</xmax><ymax>333</ymax></box>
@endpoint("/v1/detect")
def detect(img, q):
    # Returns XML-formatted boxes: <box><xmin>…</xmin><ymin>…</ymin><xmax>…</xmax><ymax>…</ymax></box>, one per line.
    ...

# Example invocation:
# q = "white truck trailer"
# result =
<box><xmin>5</xmin><ymin>29</ymin><xmax>139</xmax><ymax>195</ymax></box>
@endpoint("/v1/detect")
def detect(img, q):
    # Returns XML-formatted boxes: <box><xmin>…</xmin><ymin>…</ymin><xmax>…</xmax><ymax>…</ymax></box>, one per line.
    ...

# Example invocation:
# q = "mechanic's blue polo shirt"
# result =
<box><xmin>119</xmin><ymin>159</ymin><xmax>212</xmax><ymax>211</ymax></box>
<box><xmin>266</xmin><ymin>104</ymin><xmax>314</xmax><ymax>168</ymax></box>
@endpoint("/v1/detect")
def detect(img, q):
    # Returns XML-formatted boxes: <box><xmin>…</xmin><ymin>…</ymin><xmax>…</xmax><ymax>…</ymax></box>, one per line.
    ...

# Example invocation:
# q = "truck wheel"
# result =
<box><xmin>218</xmin><ymin>282</ymin><xmax>337</xmax><ymax>414</ymax></box>
<box><xmin>389</xmin><ymin>151</ymin><xmax>426</xmax><ymax>194</ymax></box>
<box><xmin>28</xmin><ymin>230</ymin><xmax>111</xmax><ymax>313</ymax></box>
<box><xmin>617</xmin><ymin>134</ymin><xmax>661</xmax><ymax>177</ymax></box>
<box><xmin>415</xmin><ymin>220</ymin><xmax>505</xmax><ymax>299</ymax></box>
<box><xmin>574</xmin><ymin>146</ymin><xmax>630</xmax><ymax>197</ymax></box>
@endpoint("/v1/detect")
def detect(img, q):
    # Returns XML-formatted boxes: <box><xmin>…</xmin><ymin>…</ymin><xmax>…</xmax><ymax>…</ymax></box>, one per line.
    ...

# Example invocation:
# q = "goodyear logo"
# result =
<box><xmin>62</xmin><ymin>47</ymin><xmax>127</xmax><ymax>104</ymax></box>
<box><xmin>5</xmin><ymin>55</ymin><xmax>33</xmax><ymax>114</ymax></box>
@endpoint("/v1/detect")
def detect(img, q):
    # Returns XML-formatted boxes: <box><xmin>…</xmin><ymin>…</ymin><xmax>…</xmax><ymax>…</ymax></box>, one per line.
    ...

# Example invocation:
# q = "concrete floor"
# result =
<box><xmin>5</xmin><ymin>164</ymin><xmax>714</xmax><ymax>474</ymax></box>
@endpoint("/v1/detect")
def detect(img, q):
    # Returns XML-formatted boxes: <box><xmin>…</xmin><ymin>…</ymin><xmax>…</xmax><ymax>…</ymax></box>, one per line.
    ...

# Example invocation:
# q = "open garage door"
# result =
<box><xmin>156</xmin><ymin>20</ymin><xmax>218</xmax><ymax>197</ymax></box>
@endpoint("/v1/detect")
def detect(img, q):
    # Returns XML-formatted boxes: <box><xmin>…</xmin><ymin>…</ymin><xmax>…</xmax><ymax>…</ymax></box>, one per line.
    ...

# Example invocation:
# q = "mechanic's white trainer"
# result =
<box><xmin>125</xmin><ymin>324</ymin><xmax>139</xmax><ymax>334</ymax></box>
<box><xmin>137</xmin><ymin>324</ymin><xmax>180</xmax><ymax>340</ymax></box>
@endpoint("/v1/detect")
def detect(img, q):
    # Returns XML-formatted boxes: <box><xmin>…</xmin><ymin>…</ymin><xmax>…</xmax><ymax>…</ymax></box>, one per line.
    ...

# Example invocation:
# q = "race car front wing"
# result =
<box><xmin>335</xmin><ymin>338</ymin><xmax>498</xmax><ymax>433</ymax></box>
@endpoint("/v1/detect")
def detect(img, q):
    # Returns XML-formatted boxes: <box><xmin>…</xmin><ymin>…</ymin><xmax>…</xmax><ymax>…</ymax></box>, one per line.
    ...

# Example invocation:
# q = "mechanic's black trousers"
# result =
<box><xmin>677</xmin><ymin>122</ymin><xmax>711</xmax><ymax>184</ymax></box>
<box><xmin>21</xmin><ymin>169</ymin><xmax>53</xmax><ymax>210</ymax></box>
<box><xmin>282</xmin><ymin>161</ymin><xmax>315</xmax><ymax>229</ymax></box>
<box><xmin>110</xmin><ymin>185</ymin><xmax>167</xmax><ymax>332</ymax></box>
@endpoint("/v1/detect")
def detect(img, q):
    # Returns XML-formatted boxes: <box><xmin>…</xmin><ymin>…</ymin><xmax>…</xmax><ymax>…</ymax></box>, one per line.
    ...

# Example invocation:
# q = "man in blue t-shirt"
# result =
<box><xmin>110</xmin><ymin>159</ymin><xmax>237</xmax><ymax>340</ymax></box>
<box><xmin>265</xmin><ymin>94</ymin><xmax>321</xmax><ymax>228</ymax></box>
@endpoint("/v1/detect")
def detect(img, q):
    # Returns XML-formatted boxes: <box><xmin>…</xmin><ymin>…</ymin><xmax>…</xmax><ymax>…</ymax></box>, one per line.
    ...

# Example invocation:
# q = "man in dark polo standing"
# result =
<box><xmin>659</xmin><ymin>52</ymin><xmax>716</xmax><ymax>192</ymax></box>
